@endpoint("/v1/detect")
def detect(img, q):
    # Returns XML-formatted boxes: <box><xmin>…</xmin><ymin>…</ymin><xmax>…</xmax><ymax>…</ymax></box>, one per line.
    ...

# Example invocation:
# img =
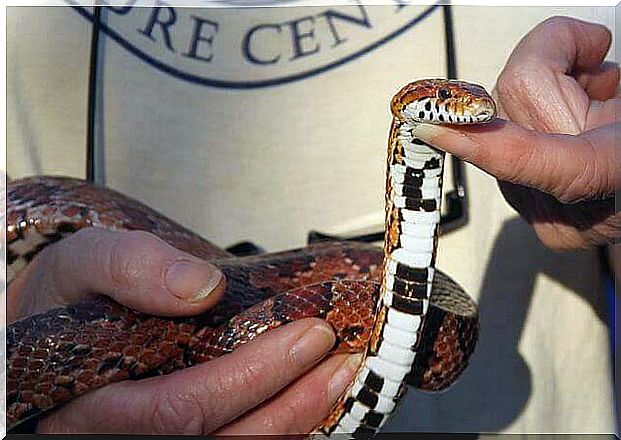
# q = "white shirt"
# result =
<box><xmin>7</xmin><ymin>3</ymin><xmax>615</xmax><ymax>433</ymax></box>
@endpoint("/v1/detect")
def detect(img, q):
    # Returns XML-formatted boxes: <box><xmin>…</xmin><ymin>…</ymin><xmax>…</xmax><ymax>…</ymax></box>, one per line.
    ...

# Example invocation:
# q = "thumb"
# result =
<box><xmin>9</xmin><ymin>228</ymin><xmax>225</xmax><ymax>321</ymax></box>
<box><xmin>410</xmin><ymin>119</ymin><xmax>619</xmax><ymax>203</ymax></box>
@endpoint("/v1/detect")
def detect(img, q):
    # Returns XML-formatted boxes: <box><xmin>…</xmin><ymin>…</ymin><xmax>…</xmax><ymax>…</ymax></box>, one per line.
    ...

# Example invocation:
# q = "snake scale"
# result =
<box><xmin>6</xmin><ymin>79</ymin><xmax>496</xmax><ymax>436</ymax></box>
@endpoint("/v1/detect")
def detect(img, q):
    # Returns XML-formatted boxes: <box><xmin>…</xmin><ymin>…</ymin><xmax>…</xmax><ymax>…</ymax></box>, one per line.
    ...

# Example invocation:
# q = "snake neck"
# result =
<box><xmin>383</xmin><ymin>119</ymin><xmax>444</xmax><ymax>261</ymax></box>
<box><xmin>319</xmin><ymin>119</ymin><xmax>444</xmax><ymax>437</ymax></box>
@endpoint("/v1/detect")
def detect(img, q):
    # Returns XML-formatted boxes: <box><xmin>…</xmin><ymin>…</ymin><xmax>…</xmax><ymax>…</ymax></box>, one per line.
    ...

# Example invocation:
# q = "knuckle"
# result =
<box><xmin>146</xmin><ymin>389</ymin><xmax>206</xmax><ymax>434</ymax></box>
<box><xmin>210</xmin><ymin>360</ymin><xmax>238</xmax><ymax>397</ymax></box>
<box><xmin>229</xmin><ymin>354</ymin><xmax>276</xmax><ymax>392</ymax></box>
<box><xmin>501</xmin><ymin>61</ymin><xmax>537</xmax><ymax>96</ymax></box>
<box><xmin>553</xmin><ymin>140</ymin><xmax>601</xmax><ymax>204</ymax></box>
<box><xmin>201</xmin><ymin>352</ymin><xmax>283</xmax><ymax>424</ymax></box>
<box><xmin>541</xmin><ymin>15</ymin><xmax>572</xmax><ymax>28</ymax></box>
<box><xmin>260</xmin><ymin>404</ymin><xmax>301</xmax><ymax>434</ymax></box>
<box><xmin>504</xmin><ymin>141</ymin><xmax>539</xmax><ymax>184</ymax></box>
<box><xmin>105</xmin><ymin>230</ymin><xmax>164</xmax><ymax>290</ymax></box>
<box><xmin>495</xmin><ymin>62</ymin><xmax>537</xmax><ymax>121</ymax></box>
<box><xmin>138</xmin><ymin>365</ymin><xmax>265</xmax><ymax>435</ymax></box>
<box><xmin>536</xmin><ymin>16</ymin><xmax>578</xmax><ymax>41</ymax></box>
<box><xmin>496</xmin><ymin>65</ymin><xmax>527</xmax><ymax>98</ymax></box>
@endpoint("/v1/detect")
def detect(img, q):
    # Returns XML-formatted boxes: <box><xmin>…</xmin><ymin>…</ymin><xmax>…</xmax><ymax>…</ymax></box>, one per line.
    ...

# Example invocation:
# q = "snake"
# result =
<box><xmin>6</xmin><ymin>78</ymin><xmax>496</xmax><ymax>436</ymax></box>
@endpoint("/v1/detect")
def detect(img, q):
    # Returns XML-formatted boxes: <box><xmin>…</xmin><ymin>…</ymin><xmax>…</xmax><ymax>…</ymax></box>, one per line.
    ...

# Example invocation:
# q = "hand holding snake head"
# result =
<box><xmin>406</xmin><ymin>18</ymin><xmax>619</xmax><ymax>250</ymax></box>
<box><xmin>391</xmin><ymin>79</ymin><xmax>497</xmax><ymax>125</ymax></box>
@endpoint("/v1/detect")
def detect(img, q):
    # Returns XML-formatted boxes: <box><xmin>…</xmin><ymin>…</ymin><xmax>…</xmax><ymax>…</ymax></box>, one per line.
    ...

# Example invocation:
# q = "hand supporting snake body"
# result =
<box><xmin>7</xmin><ymin>79</ymin><xmax>496</xmax><ymax>436</ymax></box>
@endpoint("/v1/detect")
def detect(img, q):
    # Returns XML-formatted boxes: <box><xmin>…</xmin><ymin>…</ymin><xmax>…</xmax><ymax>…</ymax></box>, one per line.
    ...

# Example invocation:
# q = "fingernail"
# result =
<box><xmin>602</xmin><ymin>60</ymin><xmax>620</xmax><ymax>70</ymax></box>
<box><xmin>409</xmin><ymin>123</ymin><xmax>441</xmax><ymax>144</ymax></box>
<box><xmin>410</xmin><ymin>123</ymin><xmax>475</xmax><ymax>157</ymax></box>
<box><xmin>290</xmin><ymin>322</ymin><xmax>336</xmax><ymax>367</ymax></box>
<box><xmin>165</xmin><ymin>260</ymin><xmax>223</xmax><ymax>302</ymax></box>
<box><xmin>329</xmin><ymin>354</ymin><xmax>364</xmax><ymax>403</ymax></box>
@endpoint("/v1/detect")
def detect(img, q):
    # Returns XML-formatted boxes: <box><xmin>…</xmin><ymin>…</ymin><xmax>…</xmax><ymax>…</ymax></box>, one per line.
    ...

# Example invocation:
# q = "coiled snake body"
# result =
<box><xmin>6</xmin><ymin>79</ymin><xmax>496</xmax><ymax>435</ymax></box>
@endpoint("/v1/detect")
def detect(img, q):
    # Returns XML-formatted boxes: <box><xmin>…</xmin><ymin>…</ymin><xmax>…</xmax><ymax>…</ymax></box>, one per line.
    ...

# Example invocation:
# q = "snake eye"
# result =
<box><xmin>438</xmin><ymin>88</ymin><xmax>451</xmax><ymax>100</ymax></box>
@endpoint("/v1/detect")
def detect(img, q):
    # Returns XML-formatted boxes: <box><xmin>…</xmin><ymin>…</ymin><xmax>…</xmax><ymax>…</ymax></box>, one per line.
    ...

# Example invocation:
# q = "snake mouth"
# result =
<box><xmin>470</xmin><ymin>111</ymin><xmax>495</xmax><ymax>124</ymax></box>
<box><xmin>399</xmin><ymin>96</ymin><xmax>496</xmax><ymax>125</ymax></box>
<box><xmin>450</xmin><ymin>97</ymin><xmax>496</xmax><ymax>124</ymax></box>
<box><xmin>468</xmin><ymin>100</ymin><xmax>497</xmax><ymax>123</ymax></box>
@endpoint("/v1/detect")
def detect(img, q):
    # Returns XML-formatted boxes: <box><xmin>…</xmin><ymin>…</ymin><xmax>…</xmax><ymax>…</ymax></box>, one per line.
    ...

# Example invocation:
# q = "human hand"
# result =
<box><xmin>410</xmin><ymin>16</ymin><xmax>619</xmax><ymax>250</ymax></box>
<box><xmin>9</xmin><ymin>228</ymin><xmax>358</xmax><ymax>434</ymax></box>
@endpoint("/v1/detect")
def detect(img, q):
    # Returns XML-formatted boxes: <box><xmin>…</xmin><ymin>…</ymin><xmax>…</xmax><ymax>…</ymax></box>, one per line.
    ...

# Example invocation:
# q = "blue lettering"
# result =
<box><xmin>139</xmin><ymin>6</ymin><xmax>177</xmax><ymax>53</ymax></box>
<box><xmin>183</xmin><ymin>15</ymin><xmax>219</xmax><ymax>63</ymax></box>
<box><xmin>319</xmin><ymin>5</ymin><xmax>371</xmax><ymax>47</ymax></box>
<box><xmin>243</xmin><ymin>24</ymin><xmax>282</xmax><ymax>65</ymax></box>
<box><xmin>288</xmin><ymin>16</ymin><xmax>319</xmax><ymax>60</ymax></box>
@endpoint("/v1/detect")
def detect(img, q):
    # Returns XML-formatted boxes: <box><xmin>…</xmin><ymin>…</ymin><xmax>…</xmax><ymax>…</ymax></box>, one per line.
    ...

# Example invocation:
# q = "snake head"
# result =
<box><xmin>391</xmin><ymin>78</ymin><xmax>496</xmax><ymax>125</ymax></box>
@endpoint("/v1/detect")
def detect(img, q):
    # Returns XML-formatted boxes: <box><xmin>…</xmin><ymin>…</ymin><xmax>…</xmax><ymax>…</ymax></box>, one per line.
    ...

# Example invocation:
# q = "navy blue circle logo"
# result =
<box><xmin>70</xmin><ymin>2</ymin><xmax>439</xmax><ymax>89</ymax></box>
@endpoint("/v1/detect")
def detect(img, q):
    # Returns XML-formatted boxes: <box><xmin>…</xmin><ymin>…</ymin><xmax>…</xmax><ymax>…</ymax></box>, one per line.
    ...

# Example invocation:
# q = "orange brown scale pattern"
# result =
<box><xmin>7</xmin><ymin>297</ymin><xmax>199</xmax><ymax>426</ymax></box>
<box><xmin>191</xmin><ymin>280</ymin><xmax>379</xmax><ymax>363</ymax></box>
<box><xmin>383</xmin><ymin>119</ymin><xmax>401</xmax><ymax>258</ymax></box>
<box><xmin>390</xmin><ymin>79</ymin><xmax>494</xmax><ymax>120</ymax></box>
<box><xmin>7</xmin><ymin>176</ymin><xmax>230</xmax><ymax>264</ymax></box>
<box><xmin>6</xmin><ymin>176</ymin><xmax>479</xmax><ymax>433</ymax></box>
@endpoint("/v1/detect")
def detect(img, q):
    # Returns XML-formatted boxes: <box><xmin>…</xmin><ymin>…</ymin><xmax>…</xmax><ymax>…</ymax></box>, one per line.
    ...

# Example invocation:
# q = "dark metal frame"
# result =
<box><xmin>86</xmin><ymin>6</ymin><xmax>102</xmax><ymax>183</ymax></box>
<box><xmin>307</xmin><ymin>4</ymin><xmax>468</xmax><ymax>245</ymax></box>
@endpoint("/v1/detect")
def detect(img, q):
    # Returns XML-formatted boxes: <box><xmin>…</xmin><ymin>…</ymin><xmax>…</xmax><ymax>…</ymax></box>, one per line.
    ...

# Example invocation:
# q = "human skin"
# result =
<box><xmin>12</xmin><ymin>14</ymin><xmax>618</xmax><ymax>435</ymax></box>
<box><xmin>410</xmin><ymin>16</ymin><xmax>619</xmax><ymax>251</ymax></box>
<box><xmin>8</xmin><ymin>228</ymin><xmax>360</xmax><ymax>434</ymax></box>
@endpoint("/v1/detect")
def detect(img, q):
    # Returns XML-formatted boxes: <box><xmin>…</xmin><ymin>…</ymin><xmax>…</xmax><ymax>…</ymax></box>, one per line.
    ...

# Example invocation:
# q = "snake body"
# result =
<box><xmin>6</xmin><ymin>79</ymin><xmax>495</xmax><ymax>435</ymax></box>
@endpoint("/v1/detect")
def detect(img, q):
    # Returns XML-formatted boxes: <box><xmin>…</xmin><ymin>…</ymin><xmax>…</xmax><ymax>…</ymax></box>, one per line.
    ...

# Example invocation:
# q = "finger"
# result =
<box><xmin>495</xmin><ymin>16</ymin><xmax>612</xmax><ymax>133</ymax></box>
<box><xmin>586</xmin><ymin>98</ymin><xmax>621</xmax><ymax>130</ymax></box>
<box><xmin>216</xmin><ymin>353</ymin><xmax>362</xmax><ymax>435</ymax></box>
<box><xmin>10</xmin><ymin>228</ymin><xmax>225</xmax><ymax>320</ymax></box>
<box><xmin>574</xmin><ymin>61</ymin><xmax>620</xmax><ymax>101</ymax></box>
<box><xmin>516</xmin><ymin>16</ymin><xmax>612</xmax><ymax>71</ymax></box>
<box><xmin>410</xmin><ymin>119</ymin><xmax>619</xmax><ymax>203</ymax></box>
<box><xmin>36</xmin><ymin>318</ymin><xmax>336</xmax><ymax>434</ymax></box>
